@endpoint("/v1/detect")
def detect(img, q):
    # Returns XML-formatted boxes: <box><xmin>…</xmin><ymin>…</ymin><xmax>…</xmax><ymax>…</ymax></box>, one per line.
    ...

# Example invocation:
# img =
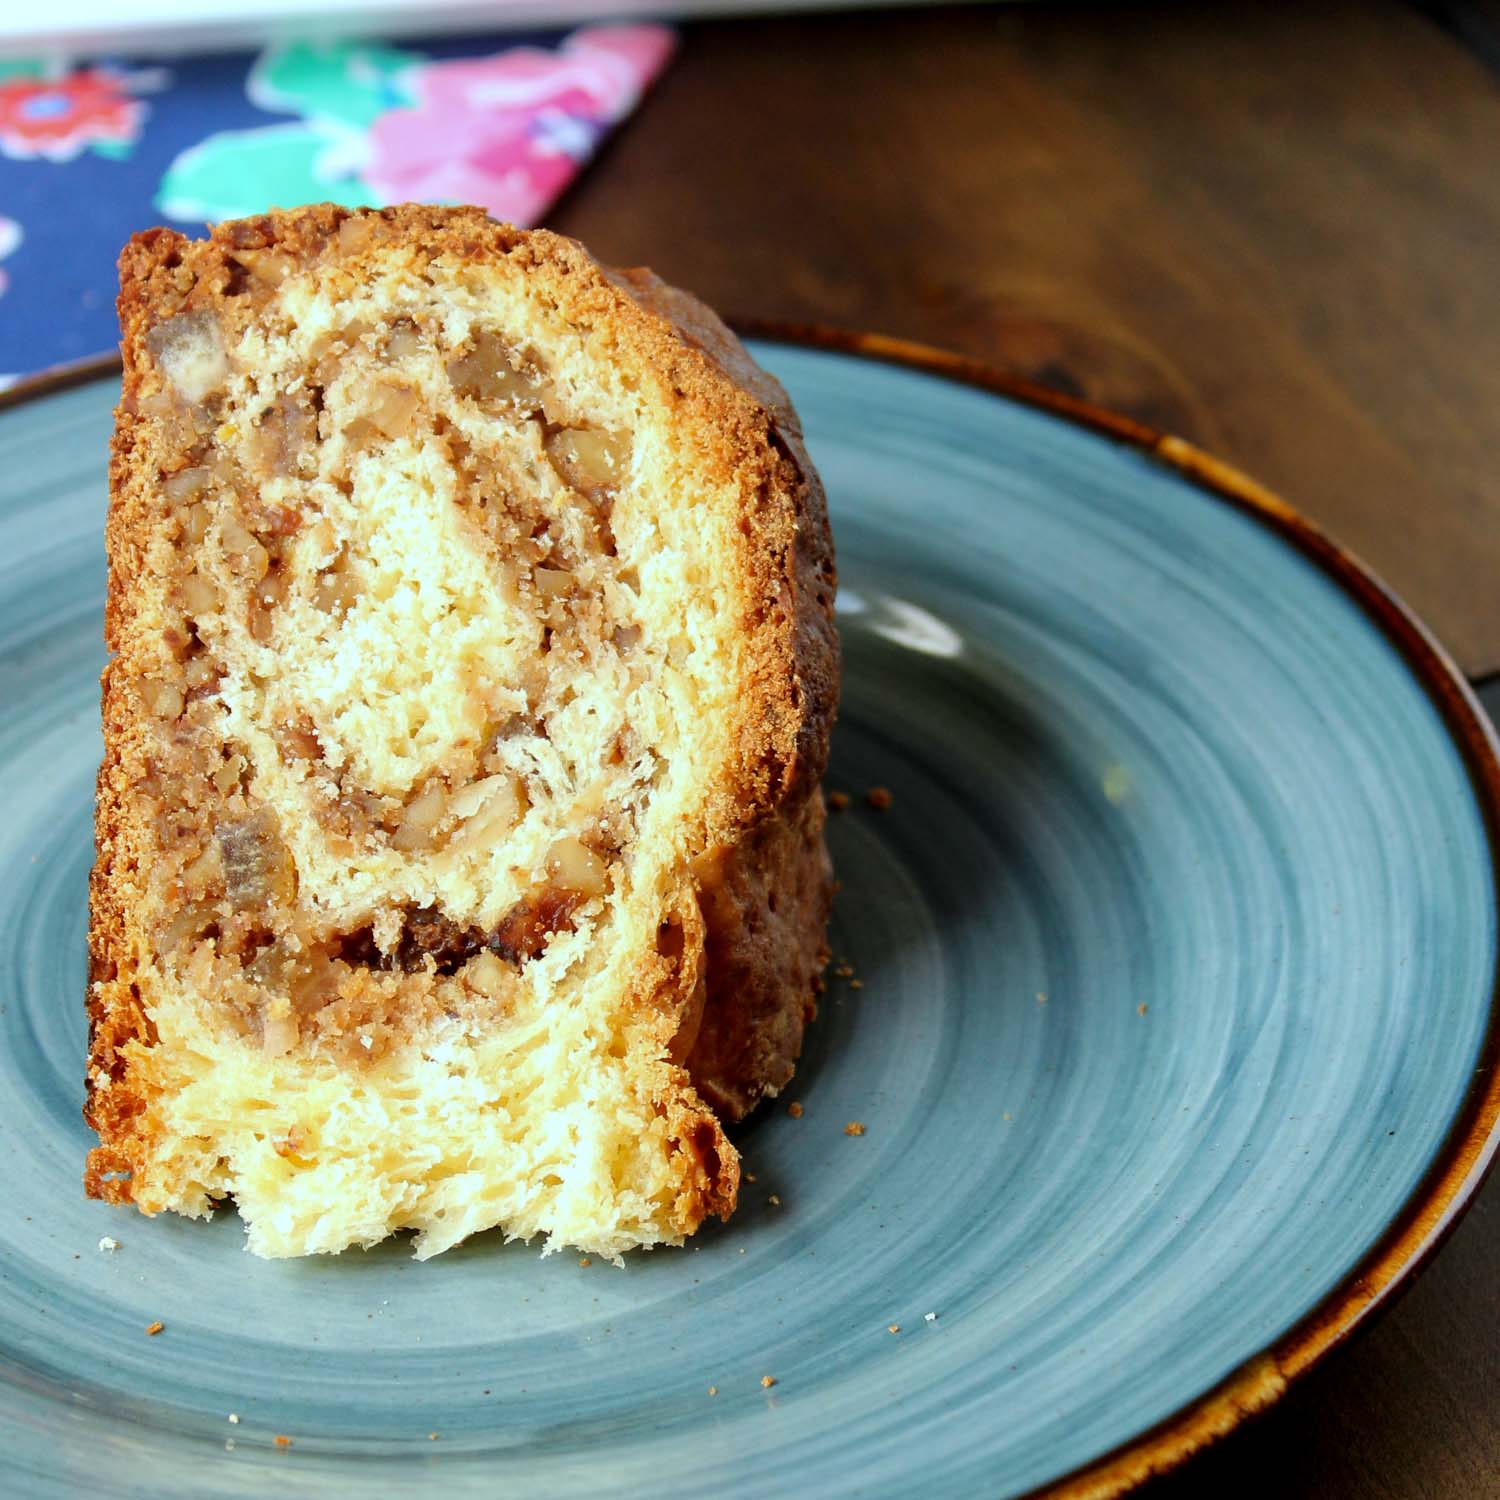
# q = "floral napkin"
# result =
<box><xmin>0</xmin><ymin>24</ymin><xmax>675</xmax><ymax>384</ymax></box>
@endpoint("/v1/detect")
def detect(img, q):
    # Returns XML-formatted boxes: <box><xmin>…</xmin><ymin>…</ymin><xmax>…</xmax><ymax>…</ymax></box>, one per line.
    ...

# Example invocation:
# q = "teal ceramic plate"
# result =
<box><xmin>2</xmin><ymin>335</ymin><xmax>1498</xmax><ymax>1499</ymax></box>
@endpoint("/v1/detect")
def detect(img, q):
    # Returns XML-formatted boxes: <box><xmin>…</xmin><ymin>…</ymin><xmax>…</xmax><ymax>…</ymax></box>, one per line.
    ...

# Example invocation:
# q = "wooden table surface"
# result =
<box><xmin>553</xmin><ymin>4</ymin><xmax>1500</xmax><ymax>1494</ymax></box>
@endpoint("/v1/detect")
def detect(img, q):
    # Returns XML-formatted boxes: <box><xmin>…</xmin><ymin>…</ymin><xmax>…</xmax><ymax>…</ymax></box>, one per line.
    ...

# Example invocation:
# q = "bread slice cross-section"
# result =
<box><xmin>85</xmin><ymin>204</ymin><xmax>838</xmax><ymax>1259</ymax></box>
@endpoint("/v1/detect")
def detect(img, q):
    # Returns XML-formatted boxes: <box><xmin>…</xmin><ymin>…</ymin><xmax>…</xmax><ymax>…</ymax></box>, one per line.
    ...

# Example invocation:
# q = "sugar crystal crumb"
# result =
<box><xmin>887</xmin><ymin>1324</ymin><xmax>900</xmax><ymax>1334</ymax></box>
<box><xmin>97</xmin><ymin>1236</ymin><xmax>120</xmax><ymax>1253</ymax></box>
<box><xmin>708</xmin><ymin>1385</ymin><xmax>718</xmax><ymax>1396</ymax></box>
<box><xmin>228</xmin><ymin>1413</ymin><xmax>239</xmax><ymax>1425</ymax></box>
<box><xmin>924</xmin><ymin>1312</ymin><xmax>938</xmax><ymax>1322</ymax></box>
<box><xmin>760</xmin><ymin>1375</ymin><xmax>776</xmax><ymax>1388</ymax></box>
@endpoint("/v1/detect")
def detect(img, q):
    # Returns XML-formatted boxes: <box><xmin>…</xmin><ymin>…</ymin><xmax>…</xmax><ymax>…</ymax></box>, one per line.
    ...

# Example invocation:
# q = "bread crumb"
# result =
<box><xmin>228</xmin><ymin>1413</ymin><xmax>239</xmax><ymax>1424</ymax></box>
<box><xmin>760</xmin><ymin>1375</ymin><xmax>776</xmax><ymax>1388</ymax></box>
<box><xmin>850</xmin><ymin>978</ymin><xmax>863</xmax><ymax>989</ymax></box>
<box><xmin>827</xmin><ymin>790</ymin><xmax>850</xmax><ymax>811</ymax></box>
<box><xmin>768</xmin><ymin>1194</ymin><xmax>781</xmax><ymax>1206</ymax></box>
<box><xmin>144</xmin><ymin>1320</ymin><xmax>164</xmax><ymax>1336</ymax></box>
<box><xmin>707</xmin><ymin>1385</ymin><xmax>718</xmax><ymax>1396</ymax></box>
<box><xmin>579</xmin><ymin>1256</ymin><xmax>592</xmax><ymax>1267</ymax></box>
<box><xmin>274</xmin><ymin>1434</ymin><xmax>293</xmax><ymax>1448</ymax></box>
<box><xmin>97</xmin><ymin>1236</ymin><xmax>120</xmax><ymax>1253</ymax></box>
<box><xmin>428</xmin><ymin>1432</ymin><xmax>439</xmax><ymax>1441</ymax></box>
<box><xmin>924</xmin><ymin>1311</ymin><xmax>938</xmax><ymax>1322</ymax></box>
<box><xmin>745</xmin><ymin>1172</ymin><xmax>757</xmax><ymax>1184</ymax></box>
<box><xmin>1036</xmin><ymin>991</ymin><xmax>1047</xmax><ymax>1005</ymax></box>
<box><xmin>844</xmin><ymin>1121</ymin><xmax>866</xmax><ymax>1137</ymax></box>
<box><xmin>1102</xmin><ymin>764</ymin><xmax>1131</xmax><ymax>804</ymax></box>
<box><xmin>866</xmin><ymin>786</ymin><xmax>893</xmax><ymax>810</ymax></box>
<box><xmin>787</xmin><ymin>1102</ymin><xmax>803</xmax><ymax>1119</ymax></box>
<box><xmin>887</xmin><ymin>1324</ymin><xmax>900</xmax><ymax>1334</ymax></box>
<box><xmin>1002</xmin><ymin>1112</ymin><xmax>1012</xmax><ymax>1121</ymax></box>
<box><xmin>1137</xmin><ymin>1002</ymin><xmax>1148</xmax><ymax>1017</ymax></box>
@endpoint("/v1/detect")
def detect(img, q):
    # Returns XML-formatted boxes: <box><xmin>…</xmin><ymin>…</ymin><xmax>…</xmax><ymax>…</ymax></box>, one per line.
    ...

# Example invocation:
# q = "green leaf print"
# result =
<box><xmin>155</xmin><ymin>122</ymin><xmax>378</xmax><ymax>223</ymax></box>
<box><xmin>248</xmin><ymin>41</ymin><xmax>420</xmax><ymax>130</ymax></box>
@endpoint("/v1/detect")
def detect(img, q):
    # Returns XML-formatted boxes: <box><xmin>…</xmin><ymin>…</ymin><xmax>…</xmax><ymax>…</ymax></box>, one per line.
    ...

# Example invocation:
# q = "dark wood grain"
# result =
<box><xmin>553</xmin><ymin>0</ymin><xmax>1500</xmax><ymax>676</ymax></box>
<box><xmin>549</xmin><ymin>6</ymin><xmax>1500</xmax><ymax>1494</ymax></box>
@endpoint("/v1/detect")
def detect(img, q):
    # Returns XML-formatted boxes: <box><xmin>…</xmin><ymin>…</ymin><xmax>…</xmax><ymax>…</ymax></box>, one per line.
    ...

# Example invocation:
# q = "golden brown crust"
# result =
<box><xmin>686</xmin><ymin>790</ymin><xmax>834</xmax><ymax>1119</ymax></box>
<box><xmin>87</xmin><ymin>204</ymin><xmax>837</xmax><ymax>1247</ymax></box>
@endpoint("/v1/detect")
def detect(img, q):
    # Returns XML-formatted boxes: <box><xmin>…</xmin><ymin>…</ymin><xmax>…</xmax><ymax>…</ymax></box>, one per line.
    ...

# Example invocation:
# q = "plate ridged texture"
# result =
<box><xmin>0</xmin><ymin>345</ymin><xmax>1492</xmax><ymax>1497</ymax></box>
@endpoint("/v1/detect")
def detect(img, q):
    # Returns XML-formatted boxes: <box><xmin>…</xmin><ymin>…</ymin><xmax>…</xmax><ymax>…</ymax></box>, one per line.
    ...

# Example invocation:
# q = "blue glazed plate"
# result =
<box><xmin>2</xmin><ymin>336</ymin><xmax>1497</xmax><ymax>1499</ymax></box>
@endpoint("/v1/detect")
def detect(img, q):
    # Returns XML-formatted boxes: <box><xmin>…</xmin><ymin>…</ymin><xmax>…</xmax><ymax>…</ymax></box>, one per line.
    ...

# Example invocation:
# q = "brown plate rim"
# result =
<box><xmin>6</xmin><ymin>337</ymin><xmax>1500</xmax><ymax>1499</ymax></box>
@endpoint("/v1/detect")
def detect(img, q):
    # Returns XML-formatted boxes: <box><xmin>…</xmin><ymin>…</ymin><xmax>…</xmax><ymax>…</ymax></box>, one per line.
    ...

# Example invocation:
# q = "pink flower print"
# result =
<box><xmin>363</xmin><ymin>25</ymin><xmax>675</xmax><ymax>226</ymax></box>
<box><xmin>0</xmin><ymin>69</ymin><xmax>145</xmax><ymax>162</ymax></box>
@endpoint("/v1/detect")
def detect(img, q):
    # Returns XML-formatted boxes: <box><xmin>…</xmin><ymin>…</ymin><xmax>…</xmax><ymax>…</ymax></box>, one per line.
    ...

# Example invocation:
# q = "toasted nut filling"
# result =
<box><xmin>140</xmin><ymin>300</ymin><xmax>659</xmax><ymax>1046</ymax></box>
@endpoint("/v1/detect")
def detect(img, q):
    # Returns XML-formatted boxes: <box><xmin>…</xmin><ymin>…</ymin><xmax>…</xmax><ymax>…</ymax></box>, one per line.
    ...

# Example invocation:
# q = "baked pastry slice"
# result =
<box><xmin>86</xmin><ymin>205</ymin><xmax>838</xmax><ymax>1259</ymax></box>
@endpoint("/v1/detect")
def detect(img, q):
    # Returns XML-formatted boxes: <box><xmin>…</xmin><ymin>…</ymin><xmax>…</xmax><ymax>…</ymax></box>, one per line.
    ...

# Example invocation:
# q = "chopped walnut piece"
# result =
<box><xmin>446</xmin><ymin>332</ymin><xmax>546</xmax><ymax>406</ymax></box>
<box><xmin>217</xmin><ymin>814</ymin><xmax>295</xmax><ymax>908</ymax></box>
<box><xmin>362</xmin><ymin>380</ymin><xmax>419</xmax><ymax>440</ymax></box>
<box><xmin>384</xmin><ymin>321</ymin><xmax>422</xmax><ymax>360</ymax></box>
<box><xmin>392</xmin><ymin>781</ymin><xmax>448</xmax><ymax>851</ymax></box>
<box><xmin>534</xmin><ymin>566</ymin><xmax>573</xmax><ymax>599</ymax></box>
<box><xmin>219</xmin><ymin>514</ymin><xmax>269</xmax><ymax>581</ymax></box>
<box><xmin>545</xmin><ymin>427</ymin><xmax>631</xmax><ymax>492</ymax></box>
<box><xmin>236</xmin><ymin>248</ymin><xmax>297</xmax><ymax>287</ymax></box>
<box><xmin>143</xmin><ymin>680</ymin><xmax>185</xmax><ymax>721</ymax></box>
<box><xmin>249</xmin><ymin>395</ymin><xmax>316</xmax><ymax>478</ymax></box>
<box><xmin>146</xmin><ymin>311</ymin><xmax>228</xmax><ymax>403</ymax></box>
<box><xmin>179</xmin><ymin>572</ymin><xmax>220</xmax><ymax>617</ymax></box>
<box><xmin>546</xmin><ymin>836</ymin><xmax>608</xmax><ymax>898</ymax></box>
<box><xmin>163</xmin><ymin>466</ymin><xmax>210</xmax><ymax>504</ymax></box>
<box><xmin>449</xmin><ymin>775</ymin><xmax>525</xmax><ymax>849</ymax></box>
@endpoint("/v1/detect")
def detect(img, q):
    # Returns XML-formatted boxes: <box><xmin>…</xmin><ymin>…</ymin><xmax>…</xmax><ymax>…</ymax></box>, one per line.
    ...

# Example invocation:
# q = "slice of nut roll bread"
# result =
<box><xmin>85</xmin><ymin>204</ymin><xmax>838</xmax><ymax>1259</ymax></box>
